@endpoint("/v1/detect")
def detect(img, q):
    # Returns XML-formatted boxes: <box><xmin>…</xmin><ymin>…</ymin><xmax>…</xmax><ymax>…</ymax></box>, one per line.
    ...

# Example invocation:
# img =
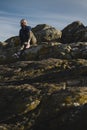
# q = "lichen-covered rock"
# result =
<box><xmin>0</xmin><ymin>42</ymin><xmax>87</xmax><ymax>64</ymax></box>
<box><xmin>5</xmin><ymin>36</ymin><xmax>20</xmax><ymax>47</ymax></box>
<box><xmin>32</xmin><ymin>24</ymin><xmax>62</xmax><ymax>43</ymax></box>
<box><xmin>1</xmin><ymin>21</ymin><xmax>87</xmax><ymax>130</ymax></box>
<box><xmin>33</xmin><ymin>87</ymin><xmax>87</xmax><ymax>130</ymax></box>
<box><xmin>0</xmin><ymin>58</ymin><xmax>87</xmax><ymax>129</ymax></box>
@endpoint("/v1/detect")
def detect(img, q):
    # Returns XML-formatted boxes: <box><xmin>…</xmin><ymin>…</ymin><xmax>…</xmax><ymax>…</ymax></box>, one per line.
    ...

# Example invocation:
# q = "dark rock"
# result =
<box><xmin>0</xmin><ymin>21</ymin><xmax>87</xmax><ymax>130</ymax></box>
<box><xmin>61</xmin><ymin>21</ymin><xmax>85</xmax><ymax>43</ymax></box>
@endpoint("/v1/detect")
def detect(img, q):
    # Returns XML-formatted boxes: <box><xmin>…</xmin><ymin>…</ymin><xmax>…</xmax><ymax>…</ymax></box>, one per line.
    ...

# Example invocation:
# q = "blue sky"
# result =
<box><xmin>0</xmin><ymin>0</ymin><xmax>87</xmax><ymax>41</ymax></box>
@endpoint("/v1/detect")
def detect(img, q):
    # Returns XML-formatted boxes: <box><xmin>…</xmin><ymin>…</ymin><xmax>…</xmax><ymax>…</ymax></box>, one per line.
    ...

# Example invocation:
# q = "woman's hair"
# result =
<box><xmin>20</xmin><ymin>19</ymin><xmax>28</xmax><ymax>25</ymax></box>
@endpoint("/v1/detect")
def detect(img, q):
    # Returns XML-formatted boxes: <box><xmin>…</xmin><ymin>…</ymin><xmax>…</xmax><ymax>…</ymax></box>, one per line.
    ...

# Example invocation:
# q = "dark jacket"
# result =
<box><xmin>19</xmin><ymin>26</ymin><xmax>31</xmax><ymax>45</ymax></box>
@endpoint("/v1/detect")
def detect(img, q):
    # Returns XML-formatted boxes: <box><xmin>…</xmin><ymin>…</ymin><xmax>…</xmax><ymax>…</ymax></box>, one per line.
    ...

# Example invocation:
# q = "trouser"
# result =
<box><xmin>19</xmin><ymin>31</ymin><xmax>37</xmax><ymax>56</ymax></box>
<box><xmin>29</xmin><ymin>30</ymin><xmax>37</xmax><ymax>45</ymax></box>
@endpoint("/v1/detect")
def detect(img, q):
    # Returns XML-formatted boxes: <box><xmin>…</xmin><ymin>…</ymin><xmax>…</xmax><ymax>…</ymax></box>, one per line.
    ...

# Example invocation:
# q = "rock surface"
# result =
<box><xmin>61</xmin><ymin>21</ymin><xmax>85</xmax><ymax>43</ymax></box>
<box><xmin>0</xmin><ymin>21</ymin><xmax>87</xmax><ymax>130</ymax></box>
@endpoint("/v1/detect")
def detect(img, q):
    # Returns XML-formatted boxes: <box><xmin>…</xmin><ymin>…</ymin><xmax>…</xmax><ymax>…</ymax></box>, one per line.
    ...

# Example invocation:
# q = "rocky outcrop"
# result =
<box><xmin>61</xmin><ymin>21</ymin><xmax>86</xmax><ymax>43</ymax></box>
<box><xmin>32</xmin><ymin>24</ymin><xmax>62</xmax><ymax>43</ymax></box>
<box><xmin>0</xmin><ymin>21</ymin><xmax>87</xmax><ymax>130</ymax></box>
<box><xmin>0</xmin><ymin>42</ymin><xmax>87</xmax><ymax>64</ymax></box>
<box><xmin>5</xmin><ymin>21</ymin><xmax>87</xmax><ymax>45</ymax></box>
<box><xmin>0</xmin><ymin>58</ymin><xmax>87</xmax><ymax>130</ymax></box>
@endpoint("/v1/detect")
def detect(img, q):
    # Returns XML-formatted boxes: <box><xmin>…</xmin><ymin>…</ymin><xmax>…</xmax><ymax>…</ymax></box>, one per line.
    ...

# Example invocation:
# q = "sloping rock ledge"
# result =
<box><xmin>0</xmin><ymin>21</ymin><xmax>87</xmax><ymax>130</ymax></box>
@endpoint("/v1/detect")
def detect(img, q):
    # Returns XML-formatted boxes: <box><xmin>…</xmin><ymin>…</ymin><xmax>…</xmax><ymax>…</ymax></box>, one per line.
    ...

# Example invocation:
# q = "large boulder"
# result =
<box><xmin>5</xmin><ymin>36</ymin><xmax>20</xmax><ymax>47</ymax></box>
<box><xmin>32</xmin><ymin>24</ymin><xmax>62</xmax><ymax>43</ymax></box>
<box><xmin>61</xmin><ymin>21</ymin><xmax>85</xmax><ymax>43</ymax></box>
